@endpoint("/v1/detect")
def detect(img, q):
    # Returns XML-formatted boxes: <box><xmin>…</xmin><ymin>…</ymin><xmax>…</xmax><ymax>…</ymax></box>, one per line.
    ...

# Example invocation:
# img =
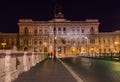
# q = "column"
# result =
<box><xmin>31</xmin><ymin>52</ymin><xmax>35</xmax><ymax>66</ymax></box>
<box><xmin>23</xmin><ymin>51</ymin><xmax>28</xmax><ymax>71</ymax></box>
<box><xmin>5</xmin><ymin>50</ymin><xmax>11</xmax><ymax>82</ymax></box>
<box><xmin>36</xmin><ymin>52</ymin><xmax>39</xmax><ymax>63</ymax></box>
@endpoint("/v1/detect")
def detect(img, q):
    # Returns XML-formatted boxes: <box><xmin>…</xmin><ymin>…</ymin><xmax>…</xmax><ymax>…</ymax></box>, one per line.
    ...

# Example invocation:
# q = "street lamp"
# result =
<box><xmin>53</xmin><ymin>5</ymin><xmax>57</xmax><ymax>60</ymax></box>
<box><xmin>54</xmin><ymin>36</ymin><xmax>56</xmax><ymax>59</ymax></box>
<box><xmin>85</xmin><ymin>37</ymin><xmax>89</xmax><ymax>55</ymax></box>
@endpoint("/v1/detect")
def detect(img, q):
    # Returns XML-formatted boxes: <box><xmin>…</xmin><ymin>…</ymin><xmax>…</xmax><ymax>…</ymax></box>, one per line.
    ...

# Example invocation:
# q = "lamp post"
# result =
<box><xmin>54</xmin><ymin>36</ymin><xmax>56</xmax><ymax>59</ymax></box>
<box><xmin>53</xmin><ymin>5</ymin><xmax>57</xmax><ymax>60</ymax></box>
<box><xmin>85</xmin><ymin>37</ymin><xmax>88</xmax><ymax>55</ymax></box>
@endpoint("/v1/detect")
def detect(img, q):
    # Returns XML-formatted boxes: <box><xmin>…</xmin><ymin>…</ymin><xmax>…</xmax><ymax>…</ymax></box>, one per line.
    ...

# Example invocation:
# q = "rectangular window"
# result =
<box><xmin>72</xmin><ymin>29</ymin><xmax>75</xmax><ymax>35</ymax></box>
<box><xmin>44</xmin><ymin>30</ymin><xmax>48</xmax><ymax>34</ymax></box>
<box><xmin>39</xmin><ymin>30</ymin><xmax>42</xmax><ymax>34</ymax></box>
<box><xmin>34</xmin><ymin>30</ymin><xmax>37</xmax><ymax>35</ymax></box>
<box><xmin>82</xmin><ymin>29</ymin><xmax>84</xmax><ymax>33</ymax></box>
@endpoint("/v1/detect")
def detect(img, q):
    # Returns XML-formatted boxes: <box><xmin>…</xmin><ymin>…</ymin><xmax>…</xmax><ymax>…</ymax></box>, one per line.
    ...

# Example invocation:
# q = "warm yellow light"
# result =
<box><xmin>85</xmin><ymin>36</ymin><xmax>88</xmax><ymax>39</ymax></box>
<box><xmin>43</xmin><ymin>42</ymin><xmax>47</xmax><ymax>46</ymax></box>
<box><xmin>81</xmin><ymin>48</ymin><xmax>84</xmax><ymax>51</ymax></box>
<box><xmin>1</xmin><ymin>42</ymin><xmax>7</xmax><ymax>46</ymax></box>
<box><xmin>91</xmin><ymin>47</ymin><xmax>94</xmax><ymax>51</ymax></box>
<box><xmin>81</xmin><ymin>48</ymin><xmax>85</xmax><ymax>53</ymax></box>
<box><xmin>1</xmin><ymin>42</ymin><xmax>7</xmax><ymax>50</ymax></box>
<box><xmin>55</xmin><ymin>36</ymin><xmax>57</xmax><ymax>40</ymax></box>
<box><xmin>114</xmin><ymin>41</ymin><xmax>119</xmax><ymax>45</ymax></box>
<box><xmin>71</xmin><ymin>47</ymin><xmax>76</xmax><ymax>52</ymax></box>
<box><xmin>72</xmin><ymin>48</ymin><xmax>75</xmax><ymax>51</ymax></box>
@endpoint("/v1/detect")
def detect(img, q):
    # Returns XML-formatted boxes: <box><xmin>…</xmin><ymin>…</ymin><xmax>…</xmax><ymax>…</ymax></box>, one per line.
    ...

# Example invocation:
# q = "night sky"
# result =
<box><xmin>0</xmin><ymin>0</ymin><xmax>120</xmax><ymax>33</ymax></box>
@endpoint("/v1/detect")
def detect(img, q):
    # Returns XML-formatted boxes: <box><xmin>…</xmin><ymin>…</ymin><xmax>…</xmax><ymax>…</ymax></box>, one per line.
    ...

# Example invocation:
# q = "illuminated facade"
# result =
<box><xmin>0</xmin><ymin>11</ymin><xmax>120</xmax><ymax>56</ymax></box>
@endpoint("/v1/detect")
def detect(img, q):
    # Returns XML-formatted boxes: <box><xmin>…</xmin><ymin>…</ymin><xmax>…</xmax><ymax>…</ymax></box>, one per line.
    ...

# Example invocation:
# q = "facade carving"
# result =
<box><xmin>0</xmin><ymin>11</ymin><xmax>120</xmax><ymax>56</ymax></box>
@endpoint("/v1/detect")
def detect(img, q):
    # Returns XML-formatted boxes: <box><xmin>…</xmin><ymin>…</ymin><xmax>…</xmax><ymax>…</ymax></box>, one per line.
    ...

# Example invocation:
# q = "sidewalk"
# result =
<box><xmin>12</xmin><ymin>58</ymin><xmax>77</xmax><ymax>82</ymax></box>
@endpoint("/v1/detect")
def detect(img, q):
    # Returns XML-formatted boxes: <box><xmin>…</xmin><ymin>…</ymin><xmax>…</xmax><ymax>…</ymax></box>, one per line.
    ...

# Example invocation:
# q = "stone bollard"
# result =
<box><xmin>36</xmin><ymin>53</ymin><xmax>39</xmax><ymax>63</ymax></box>
<box><xmin>39</xmin><ymin>53</ymin><xmax>42</xmax><ymax>62</ymax></box>
<box><xmin>5</xmin><ymin>50</ymin><xmax>11</xmax><ymax>82</ymax></box>
<box><xmin>31</xmin><ymin>52</ymin><xmax>35</xmax><ymax>66</ymax></box>
<box><xmin>23</xmin><ymin>51</ymin><xmax>28</xmax><ymax>71</ymax></box>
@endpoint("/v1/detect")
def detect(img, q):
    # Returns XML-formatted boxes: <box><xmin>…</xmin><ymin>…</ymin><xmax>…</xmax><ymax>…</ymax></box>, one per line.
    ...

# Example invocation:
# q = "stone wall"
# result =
<box><xmin>0</xmin><ymin>50</ymin><xmax>48</xmax><ymax>82</ymax></box>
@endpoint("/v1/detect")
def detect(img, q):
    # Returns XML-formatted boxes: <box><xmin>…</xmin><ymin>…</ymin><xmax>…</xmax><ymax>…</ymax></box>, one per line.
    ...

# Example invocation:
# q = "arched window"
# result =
<box><xmin>40</xmin><ymin>41</ymin><xmax>42</xmax><ymax>45</ymax></box>
<box><xmin>34</xmin><ymin>47</ymin><xmax>38</xmax><ymax>52</ymax></box>
<box><xmin>24</xmin><ymin>47</ymin><xmax>28</xmax><ymax>51</ymax></box>
<box><xmin>24</xmin><ymin>27</ymin><xmax>29</xmax><ymax>35</ymax></box>
<box><xmin>90</xmin><ymin>27</ymin><xmax>94</xmax><ymax>34</ymax></box>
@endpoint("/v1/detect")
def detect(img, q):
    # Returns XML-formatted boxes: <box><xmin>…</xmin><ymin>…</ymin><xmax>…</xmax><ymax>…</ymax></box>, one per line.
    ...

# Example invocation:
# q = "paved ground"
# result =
<box><xmin>12</xmin><ymin>58</ymin><xmax>77</xmax><ymax>82</ymax></box>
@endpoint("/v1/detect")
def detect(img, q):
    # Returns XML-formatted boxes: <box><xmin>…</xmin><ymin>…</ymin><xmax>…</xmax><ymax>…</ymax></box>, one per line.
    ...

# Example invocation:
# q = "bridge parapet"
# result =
<box><xmin>0</xmin><ymin>50</ymin><xmax>48</xmax><ymax>82</ymax></box>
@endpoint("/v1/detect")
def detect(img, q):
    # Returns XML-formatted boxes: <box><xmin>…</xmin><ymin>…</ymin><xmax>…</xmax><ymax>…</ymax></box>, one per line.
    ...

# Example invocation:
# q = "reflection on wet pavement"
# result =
<box><xmin>61</xmin><ymin>57</ymin><xmax>120</xmax><ymax>82</ymax></box>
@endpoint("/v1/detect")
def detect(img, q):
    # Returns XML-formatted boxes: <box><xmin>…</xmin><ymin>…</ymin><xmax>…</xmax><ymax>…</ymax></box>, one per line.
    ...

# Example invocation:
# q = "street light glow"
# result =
<box><xmin>1</xmin><ymin>42</ymin><xmax>7</xmax><ymax>50</ymax></box>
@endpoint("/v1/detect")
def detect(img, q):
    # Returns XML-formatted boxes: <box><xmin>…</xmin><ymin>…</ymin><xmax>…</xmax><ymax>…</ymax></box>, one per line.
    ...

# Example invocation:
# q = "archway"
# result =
<box><xmin>34</xmin><ymin>47</ymin><xmax>38</xmax><ymax>52</ymax></box>
<box><xmin>24</xmin><ymin>47</ymin><xmax>28</xmax><ymax>51</ymax></box>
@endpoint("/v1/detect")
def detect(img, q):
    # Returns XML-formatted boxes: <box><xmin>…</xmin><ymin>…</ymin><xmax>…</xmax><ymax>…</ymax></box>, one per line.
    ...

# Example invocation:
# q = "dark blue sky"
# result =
<box><xmin>0</xmin><ymin>0</ymin><xmax>120</xmax><ymax>33</ymax></box>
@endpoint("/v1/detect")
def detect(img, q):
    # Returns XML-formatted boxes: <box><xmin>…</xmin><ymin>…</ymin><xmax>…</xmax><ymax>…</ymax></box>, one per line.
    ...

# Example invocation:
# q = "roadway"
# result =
<box><xmin>61</xmin><ymin>57</ymin><xmax>120</xmax><ymax>82</ymax></box>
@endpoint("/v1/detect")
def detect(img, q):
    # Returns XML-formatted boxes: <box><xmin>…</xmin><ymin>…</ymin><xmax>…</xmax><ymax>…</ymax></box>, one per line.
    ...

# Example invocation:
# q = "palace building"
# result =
<box><xmin>0</xmin><ymin>10</ymin><xmax>120</xmax><ymax>56</ymax></box>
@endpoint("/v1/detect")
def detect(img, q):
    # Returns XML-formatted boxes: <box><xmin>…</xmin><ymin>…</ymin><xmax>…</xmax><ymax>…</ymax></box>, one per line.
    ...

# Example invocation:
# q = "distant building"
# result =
<box><xmin>0</xmin><ymin>10</ymin><xmax>120</xmax><ymax>56</ymax></box>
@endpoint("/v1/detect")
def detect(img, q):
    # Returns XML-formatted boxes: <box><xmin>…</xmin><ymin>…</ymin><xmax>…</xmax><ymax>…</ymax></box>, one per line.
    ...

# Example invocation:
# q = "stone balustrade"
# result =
<box><xmin>0</xmin><ymin>50</ymin><xmax>48</xmax><ymax>82</ymax></box>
